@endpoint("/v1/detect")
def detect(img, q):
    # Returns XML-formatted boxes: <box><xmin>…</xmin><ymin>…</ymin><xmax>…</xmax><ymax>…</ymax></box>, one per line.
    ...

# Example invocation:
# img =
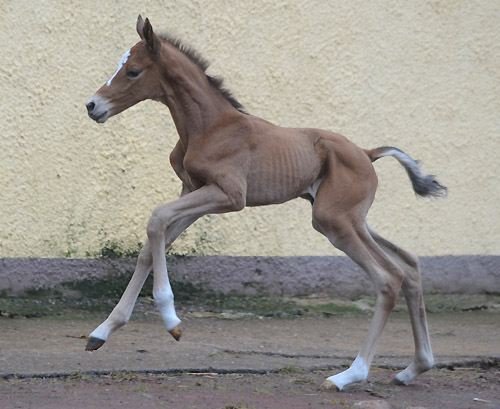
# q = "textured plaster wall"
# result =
<box><xmin>1</xmin><ymin>0</ymin><xmax>499</xmax><ymax>258</ymax></box>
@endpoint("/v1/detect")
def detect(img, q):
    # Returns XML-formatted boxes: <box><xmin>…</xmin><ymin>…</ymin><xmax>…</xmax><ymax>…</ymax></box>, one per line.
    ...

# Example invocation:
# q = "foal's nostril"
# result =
<box><xmin>86</xmin><ymin>101</ymin><xmax>95</xmax><ymax>113</ymax></box>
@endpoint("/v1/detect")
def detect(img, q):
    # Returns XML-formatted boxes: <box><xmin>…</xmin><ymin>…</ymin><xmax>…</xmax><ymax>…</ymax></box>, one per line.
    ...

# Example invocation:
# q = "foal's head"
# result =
<box><xmin>86</xmin><ymin>16</ymin><xmax>164</xmax><ymax>123</ymax></box>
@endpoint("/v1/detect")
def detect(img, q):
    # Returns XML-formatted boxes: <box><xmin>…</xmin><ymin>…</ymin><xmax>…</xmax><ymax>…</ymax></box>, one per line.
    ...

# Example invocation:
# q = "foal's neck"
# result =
<box><xmin>158</xmin><ymin>43</ymin><xmax>237</xmax><ymax>145</ymax></box>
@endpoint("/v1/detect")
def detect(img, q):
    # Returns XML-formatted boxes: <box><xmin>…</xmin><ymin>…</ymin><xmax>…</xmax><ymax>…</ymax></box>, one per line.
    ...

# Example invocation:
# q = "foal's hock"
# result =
<box><xmin>85</xmin><ymin>16</ymin><xmax>447</xmax><ymax>391</ymax></box>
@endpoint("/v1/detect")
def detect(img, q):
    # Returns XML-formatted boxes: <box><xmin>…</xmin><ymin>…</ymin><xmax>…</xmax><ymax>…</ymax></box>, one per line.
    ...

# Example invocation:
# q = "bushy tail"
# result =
<box><xmin>365</xmin><ymin>146</ymin><xmax>448</xmax><ymax>198</ymax></box>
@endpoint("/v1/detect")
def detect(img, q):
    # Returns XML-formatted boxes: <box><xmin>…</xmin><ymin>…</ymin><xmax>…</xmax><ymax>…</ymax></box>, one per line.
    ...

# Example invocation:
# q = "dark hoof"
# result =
<box><xmin>85</xmin><ymin>336</ymin><xmax>106</xmax><ymax>351</ymax></box>
<box><xmin>391</xmin><ymin>377</ymin><xmax>406</xmax><ymax>386</ymax></box>
<box><xmin>320</xmin><ymin>380</ymin><xmax>340</xmax><ymax>391</ymax></box>
<box><xmin>168</xmin><ymin>324</ymin><xmax>182</xmax><ymax>341</ymax></box>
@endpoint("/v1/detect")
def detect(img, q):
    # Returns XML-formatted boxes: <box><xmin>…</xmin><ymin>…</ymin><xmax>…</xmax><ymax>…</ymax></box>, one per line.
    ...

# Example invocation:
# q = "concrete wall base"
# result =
<box><xmin>1</xmin><ymin>255</ymin><xmax>499</xmax><ymax>297</ymax></box>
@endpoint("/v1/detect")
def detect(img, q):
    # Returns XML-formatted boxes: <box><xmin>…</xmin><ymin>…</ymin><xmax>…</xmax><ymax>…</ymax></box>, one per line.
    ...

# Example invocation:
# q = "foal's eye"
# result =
<box><xmin>126</xmin><ymin>70</ymin><xmax>141</xmax><ymax>79</ymax></box>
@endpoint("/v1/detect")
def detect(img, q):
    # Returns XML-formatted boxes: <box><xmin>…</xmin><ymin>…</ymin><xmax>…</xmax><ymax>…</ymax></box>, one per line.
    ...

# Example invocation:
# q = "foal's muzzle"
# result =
<box><xmin>86</xmin><ymin>96</ymin><xmax>111</xmax><ymax>123</ymax></box>
<box><xmin>86</xmin><ymin>101</ymin><xmax>95</xmax><ymax>113</ymax></box>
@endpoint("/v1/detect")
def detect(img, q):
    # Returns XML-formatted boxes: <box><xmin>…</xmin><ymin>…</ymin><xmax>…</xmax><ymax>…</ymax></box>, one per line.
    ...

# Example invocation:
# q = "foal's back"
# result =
<box><xmin>218</xmin><ymin>113</ymin><xmax>374</xmax><ymax>207</ymax></box>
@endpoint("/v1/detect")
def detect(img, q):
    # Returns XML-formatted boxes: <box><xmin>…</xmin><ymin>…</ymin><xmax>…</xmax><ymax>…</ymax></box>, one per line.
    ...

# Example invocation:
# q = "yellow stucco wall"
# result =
<box><xmin>1</xmin><ymin>1</ymin><xmax>499</xmax><ymax>258</ymax></box>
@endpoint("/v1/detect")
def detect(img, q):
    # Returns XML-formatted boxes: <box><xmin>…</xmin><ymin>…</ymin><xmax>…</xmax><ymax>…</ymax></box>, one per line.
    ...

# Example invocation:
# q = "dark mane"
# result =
<box><xmin>158</xmin><ymin>33</ymin><xmax>246</xmax><ymax>114</ymax></box>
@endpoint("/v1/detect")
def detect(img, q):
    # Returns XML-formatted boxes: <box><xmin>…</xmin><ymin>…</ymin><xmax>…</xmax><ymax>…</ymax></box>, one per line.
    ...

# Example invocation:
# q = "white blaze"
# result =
<box><xmin>107</xmin><ymin>49</ymin><xmax>131</xmax><ymax>86</ymax></box>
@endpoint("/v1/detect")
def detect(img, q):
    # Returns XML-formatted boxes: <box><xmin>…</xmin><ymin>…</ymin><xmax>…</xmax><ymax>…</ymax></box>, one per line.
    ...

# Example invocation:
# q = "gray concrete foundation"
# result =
<box><xmin>1</xmin><ymin>255</ymin><xmax>498</xmax><ymax>296</ymax></box>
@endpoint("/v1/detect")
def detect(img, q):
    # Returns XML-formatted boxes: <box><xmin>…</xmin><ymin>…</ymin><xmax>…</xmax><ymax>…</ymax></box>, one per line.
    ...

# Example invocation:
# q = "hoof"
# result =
<box><xmin>392</xmin><ymin>377</ymin><xmax>404</xmax><ymax>386</ymax></box>
<box><xmin>320</xmin><ymin>380</ymin><xmax>340</xmax><ymax>392</ymax></box>
<box><xmin>85</xmin><ymin>336</ymin><xmax>106</xmax><ymax>351</ymax></box>
<box><xmin>392</xmin><ymin>375</ymin><xmax>409</xmax><ymax>386</ymax></box>
<box><xmin>168</xmin><ymin>324</ymin><xmax>182</xmax><ymax>341</ymax></box>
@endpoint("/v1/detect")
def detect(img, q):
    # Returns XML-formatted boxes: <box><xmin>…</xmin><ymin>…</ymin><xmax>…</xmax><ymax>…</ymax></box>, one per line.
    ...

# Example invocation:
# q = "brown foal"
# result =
<box><xmin>85</xmin><ymin>16</ymin><xmax>446</xmax><ymax>391</ymax></box>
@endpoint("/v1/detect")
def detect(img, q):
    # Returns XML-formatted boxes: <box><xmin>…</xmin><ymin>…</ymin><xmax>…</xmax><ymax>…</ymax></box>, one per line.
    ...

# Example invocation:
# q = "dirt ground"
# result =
<box><xmin>1</xmin><ymin>367</ymin><xmax>499</xmax><ymax>409</ymax></box>
<box><xmin>1</xmin><ymin>294</ymin><xmax>499</xmax><ymax>408</ymax></box>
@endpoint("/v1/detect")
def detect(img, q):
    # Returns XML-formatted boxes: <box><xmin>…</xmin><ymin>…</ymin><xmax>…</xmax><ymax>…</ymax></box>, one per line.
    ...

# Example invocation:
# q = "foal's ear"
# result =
<box><xmin>142</xmin><ymin>18</ymin><xmax>160</xmax><ymax>54</ymax></box>
<box><xmin>136</xmin><ymin>15</ymin><xmax>145</xmax><ymax>39</ymax></box>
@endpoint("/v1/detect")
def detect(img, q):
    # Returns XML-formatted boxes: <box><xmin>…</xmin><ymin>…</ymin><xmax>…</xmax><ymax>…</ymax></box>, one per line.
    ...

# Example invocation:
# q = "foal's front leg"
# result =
<box><xmin>146</xmin><ymin>184</ymin><xmax>245</xmax><ymax>339</ymax></box>
<box><xmin>86</xmin><ymin>240</ymin><xmax>153</xmax><ymax>350</ymax></box>
<box><xmin>146</xmin><ymin>214</ymin><xmax>199</xmax><ymax>340</ymax></box>
<box><xmin>85</xmin><ymin>217</ymin><xmax>195</xmax><ymax>350</ymax></box>
<box><xmin>148</xmin><ymin>222</ymin><xmax>182</xmax><ymax>339</ymax></box>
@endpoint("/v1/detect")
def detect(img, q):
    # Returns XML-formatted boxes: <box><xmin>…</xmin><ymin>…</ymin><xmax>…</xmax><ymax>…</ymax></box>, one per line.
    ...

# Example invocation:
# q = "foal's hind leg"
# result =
<box><xmin>324</xmin><ymin>228</ymin><xmax>404</xmax><ymax>390</ymax></box>
<box><xmin>368</xmin><ymin>228</ymin><xmax>434</xmax><ymax>384</ymax></box>
<box><xmin>310</xmin><ymin>168</ymin><xmax>407</xmax><ymax>390</ymax></box>
<box><xmin>312</xmin><ymin>214</ymin><xmax>405</xmax><ymax>390</ymax></box>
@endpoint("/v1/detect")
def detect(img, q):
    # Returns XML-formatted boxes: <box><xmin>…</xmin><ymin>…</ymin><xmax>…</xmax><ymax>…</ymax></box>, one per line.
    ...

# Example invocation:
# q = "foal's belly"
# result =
<box><xmin>244</xmin><ymin>135</ymin><xmax>322</xmax><ymax>206</ymax></box>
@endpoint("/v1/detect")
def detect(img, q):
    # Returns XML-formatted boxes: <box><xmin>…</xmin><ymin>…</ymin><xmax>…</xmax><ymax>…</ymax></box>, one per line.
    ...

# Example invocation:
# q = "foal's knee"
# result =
<box><xmin>147</xmin><ymin>206</ymin><xmax>172</xmax><ymax>240</ymax></box>
<box><xmin>401</xmin><ymin>254</ymin><xmax>424</xmax><ymax>296</ymax></box>
<box><xmin>377</xmin><ymin>269</ymin><xmax>404</xmax><ymax>310</ymax></box>
<box><xmin>406</xmin><ymin>252</ymin><xmax>420</xmax><ymax>271</ymax></box>
<box><xmin>137</xmin><ymin>244</ymin><xmax>153</xmax><ymax>267</ymax></box>
<box><xmin>380</xmin><ymin>282</ymin><xmax>400</xmax><ymax>309</ymax></box>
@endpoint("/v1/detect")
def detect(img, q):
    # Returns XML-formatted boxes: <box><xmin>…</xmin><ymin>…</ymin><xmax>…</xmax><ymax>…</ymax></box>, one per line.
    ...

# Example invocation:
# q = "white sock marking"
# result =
<box><xmin>89</xmin><ymin>322</ymin><xmax>110</xmax><ymax>341</ymax></box>
<box><xmin>154</xmin><ymin>287</ymin><xmax>181</xmax><ymax>331</ymax></box>
<box><xmin>326</xmin><ymin>356</ymin><xmax>369</xmax><ymax>390</ymax></box>
<box><xmin>107</xmin><ymin>49</ymin><xmax>131</xmax><ymax>86</ymax></box>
